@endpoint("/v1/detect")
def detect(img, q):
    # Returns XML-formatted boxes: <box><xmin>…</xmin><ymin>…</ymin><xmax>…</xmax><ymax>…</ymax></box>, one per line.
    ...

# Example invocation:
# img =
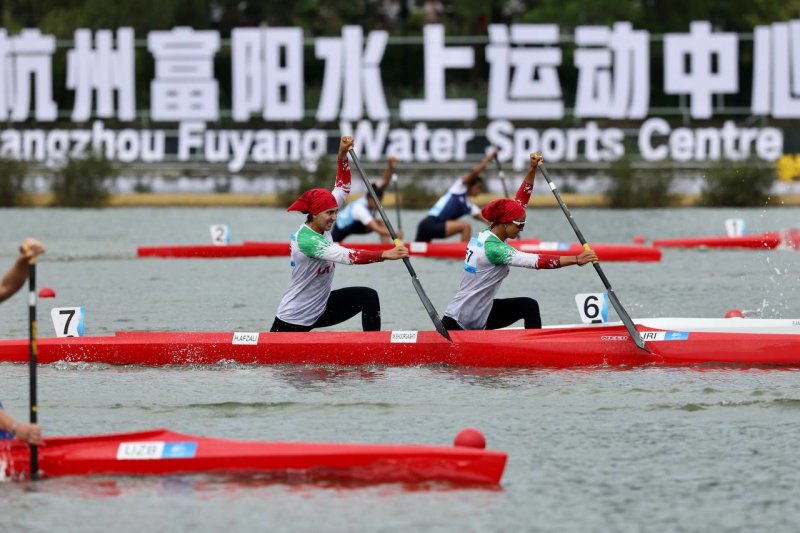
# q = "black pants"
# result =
<box><xmin>270</xmin><ymin>287</ymin><xmax>381</xmax><ymax>332</ymax></box>
<box><xmin>415</xmin><ymin>215</ymin><xmax>446</xmax><ymax>242</ymax></box>
<box><xmin>442</xmin><ymin>297</ymin><xmax>541</xmax><ymax>330</ymax></box>
<box><xmin>331</xmin><ymin>221</ymin><xmax>368</xmax><ymax>242</ymax></box>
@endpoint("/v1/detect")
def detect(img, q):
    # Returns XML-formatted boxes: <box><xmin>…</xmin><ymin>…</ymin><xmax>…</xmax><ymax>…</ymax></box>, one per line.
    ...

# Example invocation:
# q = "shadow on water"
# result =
<box><xmin>2</xmin><ymin>472</ymin><xmax>503</xmax><ymax>500</ymax></box>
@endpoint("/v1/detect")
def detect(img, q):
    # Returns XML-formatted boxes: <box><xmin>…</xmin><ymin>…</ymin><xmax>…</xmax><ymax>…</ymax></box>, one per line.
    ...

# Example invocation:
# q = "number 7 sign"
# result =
<box><xmin>50</xmin><ymin>306</ymin><xmax>85</xmax><ymax>337</ymax></box>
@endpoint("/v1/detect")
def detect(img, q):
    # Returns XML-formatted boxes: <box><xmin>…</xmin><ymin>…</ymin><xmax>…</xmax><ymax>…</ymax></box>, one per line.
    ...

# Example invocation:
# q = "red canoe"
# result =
<box><xmin>137</xmin><ymin>239</ymin><xmax>661</xmax><ymax>262</ymax></box>
<box><xmin>652</xmin><ymin>232</ymin><xmax>782</xmax><ymax>249</ymax></box>
<box><xmin>780</xmin><ymin>228</ymin><xmax>800</xmax><ymax>250</ymax></box>
<box><xmin>0</xmin><ymin>428</ymin><xmax>506</xmax><ymax>483</ymax></box>
<box><xmin>0</xmin><ymin>319</ymin><xmax>797</xmax><ymax>367</ymax></box>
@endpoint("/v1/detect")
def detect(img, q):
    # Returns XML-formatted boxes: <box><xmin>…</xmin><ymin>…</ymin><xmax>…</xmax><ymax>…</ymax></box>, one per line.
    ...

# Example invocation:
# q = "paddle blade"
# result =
<box><xmin>540</xmin><ymin>161</ymin><xmax>649</xmax><ymax>354</ymax></box>
<box><xmin>410</xmin><ymin>276</ymin><xmax>451</xmax><ymax>341</ymax></box>
<box><xmin>348</xmin><ymin>148</ymin><xmax>451</xmax><ymax>342</ymax></box>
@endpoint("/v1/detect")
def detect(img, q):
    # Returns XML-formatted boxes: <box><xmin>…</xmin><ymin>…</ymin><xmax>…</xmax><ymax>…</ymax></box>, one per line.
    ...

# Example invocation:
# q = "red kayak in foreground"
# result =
<box><xmin>0</xmin><ymin>319</ymin><xmax>797</xmax><ymax>367</ymax></box>
<box><xmin>137</xmin><ymin>239</ymin><xmax>661</xmax><ymax>262</ymax></box>
<box><xmin>0</xmin><ymin>428</ymin><xmax>506</xmax><ymax>484</ymax></box>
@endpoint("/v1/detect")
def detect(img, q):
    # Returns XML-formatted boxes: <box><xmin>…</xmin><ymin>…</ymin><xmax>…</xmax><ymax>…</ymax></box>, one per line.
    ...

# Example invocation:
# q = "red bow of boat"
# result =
<box><xmin>0</xmin><ymin>428</ymin><xmax>507</xmax><ymax>484</ymax></box>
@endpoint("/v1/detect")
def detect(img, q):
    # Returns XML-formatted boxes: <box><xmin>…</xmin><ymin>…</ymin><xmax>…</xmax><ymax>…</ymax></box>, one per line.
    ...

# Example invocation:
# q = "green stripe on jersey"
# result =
<box><xmin>484</xmin><ymin>234</ymin><xmax>517</xmax><ymax>266</ymax></box>
<box><xmin>297</xmin><ymin>225</ymin><xmax>330</xmax><ymax>259</ymax></box>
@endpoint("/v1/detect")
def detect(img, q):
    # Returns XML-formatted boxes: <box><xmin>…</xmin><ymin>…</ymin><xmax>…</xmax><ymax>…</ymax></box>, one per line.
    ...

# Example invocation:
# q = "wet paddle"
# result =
<box><xmin>536</xmin><ymin>156</ymin><xmax>650</xmax><ymax>353</ymax></box>
<box><xmin>25</xmin><ymin>249</ymin><xmax>39</xmax><ymax>479</ymax></box>
<box><xmin>348</xmin><ymin>149</ymin><xmax>451</xmax><ymax>341</ymax></box>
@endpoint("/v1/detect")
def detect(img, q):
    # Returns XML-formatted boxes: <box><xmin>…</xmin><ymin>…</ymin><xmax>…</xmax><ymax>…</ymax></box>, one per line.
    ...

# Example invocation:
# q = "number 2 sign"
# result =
<box><xmin>210</xmin><ymin>224</ymin><xmax>230</xmax><ymax>245</ymax></box>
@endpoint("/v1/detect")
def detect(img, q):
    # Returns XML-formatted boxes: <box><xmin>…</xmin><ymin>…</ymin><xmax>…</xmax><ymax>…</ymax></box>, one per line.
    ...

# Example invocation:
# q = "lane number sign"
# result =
<box><xmin>50</xmin><ymin>306</ymin><xmax>85</xmax><ymax>337</ymax></box>
<box><xmin>724</xmin><ymin>218</ymin><xmax>745</xmax><ymax>237</ymax></box>
<box><xmin>575</xmin><ymin>293</ymin><xmax>608</xmax><ymax>324</ymax></box>
<box><xmin>210</xmin><ymin>224</ymin><xmax>230</xmax><ymax>245</ymax></box>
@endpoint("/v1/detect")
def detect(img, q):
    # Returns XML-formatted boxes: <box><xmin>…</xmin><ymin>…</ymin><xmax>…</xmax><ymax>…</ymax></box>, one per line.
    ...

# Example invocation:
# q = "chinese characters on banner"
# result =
<box><xmin>0</xmin><ymin>22</ymin><xmax>797</xmax><ymax>170</ymax></box>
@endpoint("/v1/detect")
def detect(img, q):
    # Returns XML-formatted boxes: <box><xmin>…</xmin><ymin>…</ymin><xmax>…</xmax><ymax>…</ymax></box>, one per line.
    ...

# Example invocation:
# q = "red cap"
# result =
<box><xmin>287</xmin><ymin>189</ymin><xmax>338</xmax><ymax>215</ymax></box>
<box><xmin>481</xmin><ymin>199</ymin><xmax>525</xmax><ymax>224</ymax></box>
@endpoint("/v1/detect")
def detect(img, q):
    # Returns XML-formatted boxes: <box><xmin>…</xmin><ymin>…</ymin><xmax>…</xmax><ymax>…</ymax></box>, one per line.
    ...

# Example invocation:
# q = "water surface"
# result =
<box><xmin>1</xmin><ymin>206</ymin><xmax>799</xmax><ymax>532</ymax></box>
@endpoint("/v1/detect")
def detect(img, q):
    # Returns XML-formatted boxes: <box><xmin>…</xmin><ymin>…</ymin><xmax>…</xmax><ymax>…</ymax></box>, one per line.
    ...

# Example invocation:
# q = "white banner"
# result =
<box><xmin>0</xmin><ymin>21</ymin><xmax>797</xmax><ymax>168</ymax></box>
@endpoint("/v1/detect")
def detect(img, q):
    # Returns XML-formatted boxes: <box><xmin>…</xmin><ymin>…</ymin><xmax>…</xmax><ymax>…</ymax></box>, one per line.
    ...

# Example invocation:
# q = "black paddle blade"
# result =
<box><xmin>347</xmin><ymin>149</ymin><xmax>452</xmax><ymax>343</ymax></box>
<box><xmin>538</xmin><ymin>162</ymin><xmax>650</xmax><ymax>354</ymax></box>
<box><xmin>411</xmin><ymin>277</ymin><xmax>451</xmax><ymax>341</ymax></box>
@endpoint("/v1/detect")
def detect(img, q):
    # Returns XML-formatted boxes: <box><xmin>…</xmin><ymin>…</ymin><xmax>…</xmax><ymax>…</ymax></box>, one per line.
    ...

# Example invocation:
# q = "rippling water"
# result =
<box><xmin>1</xmin><ymin>206</ymin><xmax>800</xmax><ymax>532</ymax></box>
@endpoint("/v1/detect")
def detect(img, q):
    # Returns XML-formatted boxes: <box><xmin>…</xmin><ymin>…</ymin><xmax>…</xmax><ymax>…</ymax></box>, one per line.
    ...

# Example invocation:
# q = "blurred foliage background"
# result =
<box><xmin>2</xmin><ymin>0</ymin><xmax>796</xmax><ymax>36</ymax></box>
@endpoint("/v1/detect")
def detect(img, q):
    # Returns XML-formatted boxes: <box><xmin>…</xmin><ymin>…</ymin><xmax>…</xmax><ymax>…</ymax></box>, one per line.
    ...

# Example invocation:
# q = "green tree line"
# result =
<box><xmin>2</xmin><ymin>0</ymin><xmax>798</xmax><ymax>37</ymax></box>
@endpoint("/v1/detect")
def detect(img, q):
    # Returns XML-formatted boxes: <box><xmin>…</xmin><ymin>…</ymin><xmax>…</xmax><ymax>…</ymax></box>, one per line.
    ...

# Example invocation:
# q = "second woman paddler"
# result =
<box><xmin>441</xmin><ymin>153</ymin><xmax>598</xmax><ymax>331</ymax></box>
<box><xmin>270</xmin><ymin>136</ymin><xmax>409</xmax><ymax>333</ymax></box>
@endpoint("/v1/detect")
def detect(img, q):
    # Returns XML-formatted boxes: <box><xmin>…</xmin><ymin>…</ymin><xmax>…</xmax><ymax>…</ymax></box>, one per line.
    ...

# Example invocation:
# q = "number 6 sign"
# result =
<box><xmin>575</xmin><ymin>293</ymin><xmax>608</xmax><ymax>324</ymax></box>
<box><xmin>50</xmin><ymin>307</ymin><xmax>85</xmax><ymax>337</ymax></box>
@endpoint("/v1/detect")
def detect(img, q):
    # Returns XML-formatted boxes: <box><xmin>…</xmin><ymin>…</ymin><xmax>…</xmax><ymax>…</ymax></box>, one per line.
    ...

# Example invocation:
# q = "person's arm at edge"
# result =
<box><xmin>461</xmin><ymin>147</ymin><xmax>499</xmax><ymax>186</ymax></box>
<box><xmin>0</xmin><ymin>238</ymin><xmax>45</xmax><ymax>303</ymax></box>
<box><xmin>365</xmin><ymin>220</ymin><xmax>399</xmax><ymax>239</ymax></box>
<box><xmin>380</xmin><ymin>156</ymin><xmax>398</xmax><ymax>190</ymax></box>
<box><xmin>0</xmin><ymin>410</ymin><xmax>43</xmax><ymax>445</ymax></box>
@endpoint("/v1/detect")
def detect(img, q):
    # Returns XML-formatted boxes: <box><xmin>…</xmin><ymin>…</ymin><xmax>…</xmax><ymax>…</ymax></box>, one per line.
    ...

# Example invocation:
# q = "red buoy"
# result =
<box><xmin>454</xmin><ymin>427</ymin><xmax>486</xmax><ymax>449</ymax></box>
<box><xmin>724</xmin><ymin>309</ymin><xmax>745</xmax><ymax>319</ymax></box>
<box><xmin>38</xmin><ymin>287</ymin><xmax>56</xmax><ymax>298</ymax></box>
<box><xmin>632</xmin><ymin>235</ymin><xmax>646</xmax><ymax>244</ymax></box>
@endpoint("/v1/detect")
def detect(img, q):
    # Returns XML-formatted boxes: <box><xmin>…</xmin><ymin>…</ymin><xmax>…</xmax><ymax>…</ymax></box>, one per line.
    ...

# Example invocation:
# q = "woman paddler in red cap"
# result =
<box><xmin>271</xmin><ymin>135</ymin><xmax>409</xmax><ymax>332</ymax></box>
<box><xmin>441</xmin><ymin>153</ymin><xmax>598</xmax><ymax>331</ymax></box>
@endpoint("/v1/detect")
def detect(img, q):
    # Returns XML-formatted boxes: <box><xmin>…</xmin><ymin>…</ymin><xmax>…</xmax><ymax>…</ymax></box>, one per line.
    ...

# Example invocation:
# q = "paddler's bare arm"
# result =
<box><xmin>366</xmin><ymin>219</ymin><xmax>404</xmax><ymax>240</ymax></box>
<box><xmin>462</xmin><ymin>147</ymin><xmax>499</xmax><ymax>185</ymax></box>
<box><xmin>0</xmin><ymin>409</ymin><xmax>43</xmax><ymax>445</ymax></box>
<box><xmin>0</xmin><ymin>238</ymin><xmax>45</xmax><ymax>303</ymax></box>
<box><xmin>380</xmin><ymin>156</ymin><xmax>398</xmax><ymax>190</ymax></box>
